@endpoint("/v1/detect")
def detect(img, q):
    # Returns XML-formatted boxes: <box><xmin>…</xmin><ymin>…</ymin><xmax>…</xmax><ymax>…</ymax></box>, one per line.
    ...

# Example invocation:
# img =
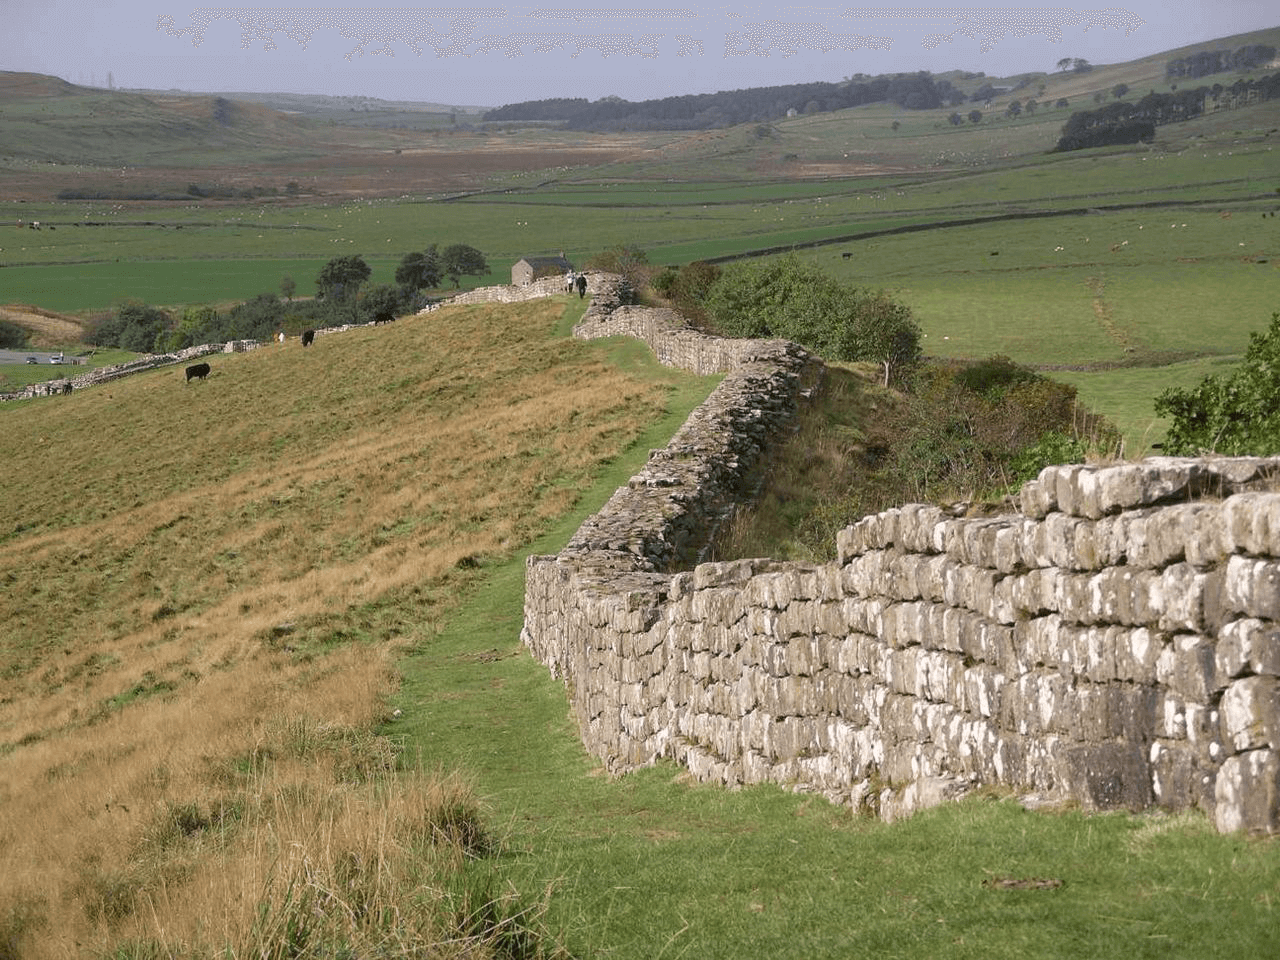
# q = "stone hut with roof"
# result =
<box><xmin>512</xmin><ymin>254</ymin><xmax>573</xmax><ymax>286</ymax></box>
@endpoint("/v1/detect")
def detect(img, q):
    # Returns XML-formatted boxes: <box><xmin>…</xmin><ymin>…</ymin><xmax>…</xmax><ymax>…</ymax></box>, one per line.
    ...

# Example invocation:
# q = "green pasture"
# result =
<box><xmin>1055</xmin><ymin>355</ymin><xmax>1247</xmax><ymax>458</ymax></box>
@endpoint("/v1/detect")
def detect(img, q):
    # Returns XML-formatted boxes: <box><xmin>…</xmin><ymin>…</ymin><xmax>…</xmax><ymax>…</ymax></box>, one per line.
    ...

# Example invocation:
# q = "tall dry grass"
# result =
<box><xmin>0</xmin><ymin>299</ymin><xmax>661</xmax><ymax>958</ymax></box>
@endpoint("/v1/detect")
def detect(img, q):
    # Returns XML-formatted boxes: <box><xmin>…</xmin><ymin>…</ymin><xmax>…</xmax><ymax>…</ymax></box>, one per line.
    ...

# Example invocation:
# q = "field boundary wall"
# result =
<box><xmin>522</xmin><ymin>282</ymin><xmax>1280</xmax><ymax>834</ymax></box>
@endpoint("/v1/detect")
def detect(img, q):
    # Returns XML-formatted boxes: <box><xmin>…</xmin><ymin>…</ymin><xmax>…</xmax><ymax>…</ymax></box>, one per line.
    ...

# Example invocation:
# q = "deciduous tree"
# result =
<box><xmin>316</xmin><ymin>255</ymin><xmax>371</xmax><ymax>301</ymax></box>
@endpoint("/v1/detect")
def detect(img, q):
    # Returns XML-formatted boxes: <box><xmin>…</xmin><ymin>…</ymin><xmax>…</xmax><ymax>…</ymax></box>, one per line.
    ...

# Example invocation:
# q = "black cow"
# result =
<box><xmin>185</xmin><ymin>362</ymin><xmax>211</xmax><ymax>383</ymax></box>
<box><xmin>575</xmin><ymin>274</ymin><xmax>587</xmax><ymax>298</ymax></box>
<box><xmin>372</xmin><ymin>310</ymin><xmax>394</xmax><ymax>325</ymax></box>
<box><xmin>301</xmin><ymin>329</ymin><xmax>315</xmax><ymax>347</ymax></box>
<box><xmin>61</xmin><ymin>381</ymin><xmax>73</xmax><ymax>396</ymax></box>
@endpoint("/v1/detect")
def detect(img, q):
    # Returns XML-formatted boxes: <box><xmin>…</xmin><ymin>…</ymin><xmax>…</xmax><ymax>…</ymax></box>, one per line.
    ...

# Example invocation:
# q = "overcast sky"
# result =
<box><xmin>6</xmin><ymin>3</ymin><xmax>1279</xmax><ymax>108</ymax></box>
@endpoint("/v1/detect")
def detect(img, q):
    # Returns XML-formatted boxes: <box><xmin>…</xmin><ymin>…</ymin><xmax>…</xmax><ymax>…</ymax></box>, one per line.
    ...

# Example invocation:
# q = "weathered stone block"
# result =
<box><xmin>1222</xmin><ymin>492</ymin><xmax>1280</xmax><ymax>557</ymax></box>
<box><xmin>1220</xmin><ymin>676</ymin><xmax>1280</xmax><ymax>751</ymax></box>
<box><xmin>1018</xmin><ymin>472</ymin><xmax>1057</xmax><ymax>519</ymax></box>
<box><xmin>1214</xmin><ymin>749</ymin><xmax>1280</xmax><ymax>834</ymax></box>
<box><xmin>1062</xmin><ymin>742</ymin><xmax>1153</xmax><ymax>811</ymax></box>
<box><xmin>1223</xmin><ymin>555</ymin><xmax>1280</xmax><ymax>619</ymax></box>
<box><xmin>1217</xmin><ymin>618</ymin><xmax>1280</xmax><ymax>681</ymax></box>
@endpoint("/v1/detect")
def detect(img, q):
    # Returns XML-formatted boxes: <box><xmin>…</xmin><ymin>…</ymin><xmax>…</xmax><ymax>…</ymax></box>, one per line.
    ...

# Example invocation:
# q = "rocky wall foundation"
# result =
<box><xmin>523</xmin><ymin>287</ymin><xmax>1280</xmax><ymax>833</ymax></box>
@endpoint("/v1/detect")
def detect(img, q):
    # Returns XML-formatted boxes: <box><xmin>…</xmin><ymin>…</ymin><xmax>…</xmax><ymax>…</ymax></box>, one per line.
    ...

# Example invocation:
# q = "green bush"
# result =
<box><xmin>89</xmin><ymin>302</ymin><xmax>171</xmax><ymax>352</ymax></box>
<box><xmin>1155</xmin><ymin>311</ymin><xmax>1280</xmax><ymax>455</ymax></box>
<box><xmin>704</xmin><ymin>255</ymin><xmax>921</xmax><ymax>385</ymax></box>
<box><xmin>0</xmin><ymin>319</ymin><xmax>28</xmax><ymax>349</ymax></box>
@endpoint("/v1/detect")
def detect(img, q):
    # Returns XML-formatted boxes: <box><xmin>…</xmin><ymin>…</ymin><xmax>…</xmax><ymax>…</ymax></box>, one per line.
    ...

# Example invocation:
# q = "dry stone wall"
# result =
<box><xmin>523</xmin><ymin>286</ymin><xmax>1280</xmax><ymax>834</ymax></box>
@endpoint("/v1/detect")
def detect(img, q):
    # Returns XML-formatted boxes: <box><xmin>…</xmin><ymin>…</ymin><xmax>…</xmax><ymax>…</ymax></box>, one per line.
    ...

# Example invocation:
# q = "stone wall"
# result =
<box><xmin>523</xmin><ymin>291</ymin><xmax>1280</xmax><ymax>833</ymax></box>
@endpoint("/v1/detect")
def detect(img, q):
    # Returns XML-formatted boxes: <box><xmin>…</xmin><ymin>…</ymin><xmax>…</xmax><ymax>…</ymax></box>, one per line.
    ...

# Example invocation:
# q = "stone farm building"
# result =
<box><xmin>512</xmin><ymin>255</ymin><xmax>573</xmax><ymax>286</ymax></box>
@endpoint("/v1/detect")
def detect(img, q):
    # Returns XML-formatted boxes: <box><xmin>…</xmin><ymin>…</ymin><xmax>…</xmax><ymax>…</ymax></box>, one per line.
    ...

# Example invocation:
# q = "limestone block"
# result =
<box><xmin>1019</xmin><ymin>473</ymin><xmax>1057</xmax><ymax>519</ymax></box>
<box><xmin>1214</xmin><ymin>749</ymin><xmax>1280</xmax><ymax>833</ymax></box>
<box><xmin>1047</xmin><ymin>465</ymin><xmax>1088</xmax><ymax>517</ymax></box>
<box><xmin>689</xmin><ymin>586</ymin><xmax>747</xmax><ymax>625</ymax></box>
<box><xmin>1222</xmin><ymin>492</ymin><xmax>1280</xmax><ymax>557</ymax></box>
<box><xmin>775</xmin><ymin>602</ymin><xmax>819</xmax><ymax>641</ymax></box>
<box><xmin>1217</xmin><ymin>618</ymin><xmax>1280</xmax><ymax>681</ymax></box>
<box><xmin>1220</xmin><ymin>676</ymin><xmax>1280</xmax><ymax>751</ymax></box>
<box><xmin>1041</xmin><ymin>512</ymin><xmax>1089</xmax><ymax>568</ymax></box>
<box><xmin>842</xmin><ymin>550</ymin><xmax>892</xmax><ymax>599</ymax></box>
<box><xmin>1149</xmin><ymin>741</ymin><xmax>1197</xmax><ymax>809</ymax></box>
<box><xmin>1114</xmin><ymin>626</ymin><xmax>1164</xmax><ymax>684</ymax></box>
<box><xmin>1168</xmin><ymin>634</ymin><xmax>1216</xmax><ymax>701</ymax></box>
<box><xmin>1223</xmin><ymin>555</ymin><xmax>1280</xmax><ymax>619</ymax></box>
<box><xmin>1007</xmin><ymin>568</ymin><xmax>1059</xmax><ymax>619</ymax></box>
<box><xmin>1061</xmin><ymin>742</ymin><xmax>1153</xmax><ymax>811</ymax></box>
<box><xmin>962</xmin><ymin>665</ymin><xmax>1006</xmax><ymax>719</ymax></box>
<box><xmin>1108</xmin><ymin>683</ymin><xmax>1160</xmax><ymax>741</ymax></box>
<box><xmin>1157</xmin><ymin>564</ymin><xmax>1208</xmax><ymax>633</ymax></box>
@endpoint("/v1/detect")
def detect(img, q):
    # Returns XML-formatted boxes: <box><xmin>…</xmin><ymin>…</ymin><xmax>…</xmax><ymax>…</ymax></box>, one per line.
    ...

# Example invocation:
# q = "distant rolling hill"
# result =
<box><xmin>0</xmin><ymin>71</ymin><xmax>322</xmax><ymax>165</ymax></box>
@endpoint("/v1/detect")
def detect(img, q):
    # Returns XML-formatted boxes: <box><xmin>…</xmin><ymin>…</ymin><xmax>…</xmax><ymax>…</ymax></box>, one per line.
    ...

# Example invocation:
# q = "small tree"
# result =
<box><xmin>968</xmin><ymin>109</ymin><xmax>983</xmax><ymax>124</ymax></box>
<box><xmin>1006</xmin><ymin>100</ymin><xmax>1022</xmax><ymax>118</ymax></box>
<box><xmin>280</xmin><ymin>275</ymin><xmax>296</xmax><ymax>301</ymax></box>
<box><xmin>360</xmin><ymin>283</ymin><xmax>403</xmax><ymax>324</ymax></box>
<box><xmin>948</xmin><ymin>112</ymin><xmax>963</xmax><ymax>125</ymax></box>
<box><xmin>395</xmin><ymin>246</ymin><xmax>442</xmax><ymax>291</ymax></box>
<box><xmin>439</xmin><ymin>244</ymin><xmax>489</xmax><ymax>288</ymax></box>
<box><xmin>585</xmin><ymin>244</ymin><xmax>651</xmax><ymax>294</ymax></box>
<box><xmin>1112</xmin><ymin>82</ymin><xmax>1130</xmax><ymax>100</ymax></box>
<box><xmin>316</xmin><ymin>255</ymin><xmax>371</xmax><ymax>301</ymax></box>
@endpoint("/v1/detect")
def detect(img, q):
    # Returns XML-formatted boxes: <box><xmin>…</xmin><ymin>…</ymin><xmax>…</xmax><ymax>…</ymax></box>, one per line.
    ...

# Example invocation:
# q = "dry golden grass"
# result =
<box><xmin>0</xmin><ymin>298</ymin><xmax>664</xmax><ymax>957</ymax></box>
<box><xmin>0</xmin><ymin>305</ymin><xmax>85</xmax><ymax>347</ymax></box>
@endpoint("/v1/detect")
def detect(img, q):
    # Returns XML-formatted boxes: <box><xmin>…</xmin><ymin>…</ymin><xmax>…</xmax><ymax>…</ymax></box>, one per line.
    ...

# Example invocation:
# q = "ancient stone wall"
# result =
<box><xmin>523</xmin><ymin>289</ymin><xmax>1280</xmax><ymax>833</ymax></box>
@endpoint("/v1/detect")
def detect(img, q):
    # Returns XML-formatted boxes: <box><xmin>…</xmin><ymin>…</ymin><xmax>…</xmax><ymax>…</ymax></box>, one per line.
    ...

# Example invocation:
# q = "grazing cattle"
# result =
<box><xmin>575</xmin><ymin>274</ymin><xmax>587</xmax><ymax>298</ymax></box>
<box><xmin>841</xmin><ymin>251</ymin><xmax>852</xmax><ymax>259</ymax></box>
<box><xmin>301</xmin><ymin>329</ymin><xmax>315</xmax><ymax>347</ymax></box>
<box><xmin>373</xmin><ymin>310</ymin><xmax>394</xmax><ymax>325</ymax></box>
<box><xmin>61</xmin><ymin>381</ymin><xmax>73</xmax><ymax>395</ymax></box>
<box><xmin>185</xmin><ymin>362</ymin><xmax>211</xmax><ymax>383</ymax></box>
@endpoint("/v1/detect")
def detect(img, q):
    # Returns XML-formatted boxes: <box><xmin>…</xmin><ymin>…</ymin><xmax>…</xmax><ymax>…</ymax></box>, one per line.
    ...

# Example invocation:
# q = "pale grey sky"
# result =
<box><xmin>6</xmin><ymin>3</ymin><xmax>1279</xmax><ymax>107</ymax></box>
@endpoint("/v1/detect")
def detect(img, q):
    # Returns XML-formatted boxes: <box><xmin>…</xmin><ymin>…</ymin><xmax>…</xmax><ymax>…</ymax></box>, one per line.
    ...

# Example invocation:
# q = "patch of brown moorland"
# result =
<box><xmin>0</xmin><ymin>304</ymin><xmax>85</xmax><ymax>345</ymax></box>
<box><xmin>0</xmin><ymin>297</ymin><xmax>673</xmax><ymax>956</ymax></box>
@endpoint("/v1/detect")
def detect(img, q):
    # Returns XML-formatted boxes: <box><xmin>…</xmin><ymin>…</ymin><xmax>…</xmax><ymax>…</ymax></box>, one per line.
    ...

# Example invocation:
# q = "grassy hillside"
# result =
<box><xmin>5</xmin><ymin>294</ymin><xmax>1276</xmax><ymax>960</ymax></box>
<box><xmin>0</xmin><ymin>296</ymin><xmax>717</xmax><ymax>956</ymax></box>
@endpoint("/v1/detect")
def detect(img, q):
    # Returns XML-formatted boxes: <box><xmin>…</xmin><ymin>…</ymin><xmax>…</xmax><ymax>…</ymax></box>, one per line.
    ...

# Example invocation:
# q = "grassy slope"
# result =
<box><xmin>391</xmin><ymin>367</ymin><xmax>1280</xmax><ymax>960</ymax></box>
<box><xmin>0</xmin><ymin>295</ymin><xmax>719</xmax><ymax>955</ymax></box>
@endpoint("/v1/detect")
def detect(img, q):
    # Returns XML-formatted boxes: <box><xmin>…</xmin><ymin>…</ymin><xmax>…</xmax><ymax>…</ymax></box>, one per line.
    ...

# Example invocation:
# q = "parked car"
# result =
<box><xmin>25</xmin><ymin>357</ymin><xmax>37</xmax><ymax>364</ymax></box>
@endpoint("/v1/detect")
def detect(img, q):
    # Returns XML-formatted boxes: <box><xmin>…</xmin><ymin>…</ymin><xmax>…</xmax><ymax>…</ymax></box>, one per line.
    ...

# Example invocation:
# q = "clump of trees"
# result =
<box><xmin>1054</xmin><ymin>72</ymin><xmax>1280</xmax><ymax>152</ymax></box>
<box><xmin>0</xmin><ymin>319</ymin><xmax>27</xmax><ymax>349</ymax></box>
<box><xmin>1166</xmin><ymin>45</ymin><xmax>1276</xmax><ymax>80</ymax></box>
<box><xmin>701</xmin><ymin>255</ymin><xmax>921</xmax><ymax>386</ymax></box>
<box><xmin>1155</xmin><ymin>312</ymin><xmax>1280</xmax><ymax>455</ymax></box>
